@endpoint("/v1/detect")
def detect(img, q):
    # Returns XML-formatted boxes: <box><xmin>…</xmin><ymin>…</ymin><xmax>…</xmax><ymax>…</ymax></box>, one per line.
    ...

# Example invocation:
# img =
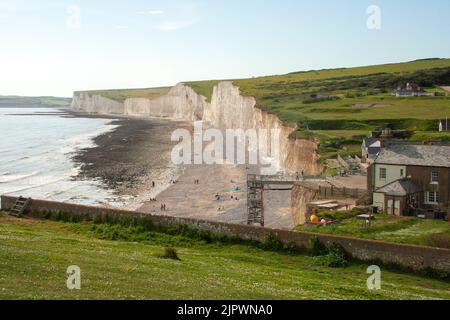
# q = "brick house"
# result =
<box><xmin>368</xmin><ymin>143</ymin><xmax>450</xmax><ymax>217</ymax></box>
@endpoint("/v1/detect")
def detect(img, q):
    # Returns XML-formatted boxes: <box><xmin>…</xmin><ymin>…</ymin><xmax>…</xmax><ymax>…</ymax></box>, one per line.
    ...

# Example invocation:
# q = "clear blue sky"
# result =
<box><xmin>1</xmin><ymin>0</ymin><xmax>449</xmax><ymax>97</ymax></box>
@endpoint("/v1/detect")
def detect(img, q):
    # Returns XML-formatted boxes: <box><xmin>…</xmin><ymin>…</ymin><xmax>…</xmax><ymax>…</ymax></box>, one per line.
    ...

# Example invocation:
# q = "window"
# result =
<box><xmin>426</xmin><ymin>192</ymin><xmax>439</xmax><ymax>204</ymax></box>
<box><xmin>379</xmin><ymin>168</ymin><xmax>387</xmax><ymax>180</ymax></box>
<box><xmin>431</xmin><ymin>171</ymin><xmax>439</xmax><ymax>184</ymax></box>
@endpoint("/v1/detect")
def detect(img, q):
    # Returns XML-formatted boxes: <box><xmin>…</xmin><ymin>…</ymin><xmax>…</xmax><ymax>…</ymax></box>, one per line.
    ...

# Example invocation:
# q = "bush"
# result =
<box><xmin>261</xmin><ymin>234</ymin><xmax>300</xmax><ymax>254</ymax></box>
<box><xmin>160</xmin><ymin>247</ymin><xmax>180</xmax><ymax>261</ymax></box>
<box><xmin>262</xmin><ymin>234</ymin><xmax>285</xmax><ymax>251</ymax></box>
<box><xmin>308</xmin><ymin>236</ymin><xmax>328</xmax><ymax>256</ymax></box>
<box><xmin>326</xmin><ymin>243</ymin><xmax>349</xmax><ymax>268</ymax></box>
<box><xmin>309</xmin><ymin>239</ymin><xmax>349</xmax><ymax>268</ymax></box>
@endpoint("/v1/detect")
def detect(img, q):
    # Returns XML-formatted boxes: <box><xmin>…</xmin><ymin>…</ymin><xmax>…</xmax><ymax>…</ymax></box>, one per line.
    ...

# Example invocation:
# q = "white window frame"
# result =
<box><xmin>379</xmin><ymin>168</ymin><xmax>387</xmax><ymax>180</ymax></box>
<box><xmin>431</xmin><ymin>171</ymin><xmax>439</xmax><ymax>184</ymax></box>
<box><xmin>425</xmin><ymin>192</ymin><xmax>439</xmax><ymax>205</ymax></box>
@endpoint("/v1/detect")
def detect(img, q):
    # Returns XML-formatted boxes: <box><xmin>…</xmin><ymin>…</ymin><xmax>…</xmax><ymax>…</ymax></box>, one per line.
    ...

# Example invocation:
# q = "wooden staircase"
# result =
<box><xmin>9</xmin><ymin>197</ymin><xmax>31</xmax><ymax>217</ymax></box>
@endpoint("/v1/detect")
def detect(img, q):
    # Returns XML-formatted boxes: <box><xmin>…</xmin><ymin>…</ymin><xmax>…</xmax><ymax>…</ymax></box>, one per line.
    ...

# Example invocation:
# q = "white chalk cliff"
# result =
<box><xmin>72</xmin><ymin>81</ymin><xmax>322</xmax><ymax>174</ymax></box>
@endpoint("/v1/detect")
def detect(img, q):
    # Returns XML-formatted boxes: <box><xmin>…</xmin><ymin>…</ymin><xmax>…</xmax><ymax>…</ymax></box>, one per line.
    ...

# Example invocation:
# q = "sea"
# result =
<box><xmin>0</xmin><ymin>107</ymin><xmax>121</xmax><ymax>207</ymax></box>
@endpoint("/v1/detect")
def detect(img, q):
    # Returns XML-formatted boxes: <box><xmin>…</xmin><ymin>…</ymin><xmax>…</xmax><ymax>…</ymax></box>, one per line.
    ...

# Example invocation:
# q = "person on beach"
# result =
<box><xmin>152</xmin><ymin>181</ymin><xmax>155</xmax><ymax>188</ymax></box>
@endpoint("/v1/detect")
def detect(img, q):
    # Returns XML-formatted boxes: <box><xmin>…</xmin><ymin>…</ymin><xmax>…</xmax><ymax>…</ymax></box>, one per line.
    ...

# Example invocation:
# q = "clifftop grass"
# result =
<box><xmin>74</xmin><ymin>87</ymin><xmax>171</xmax><ymax>103</ymax></box>
<box><xmin>1</xmin><ymin>213</ymin><xmax>449</xmax><ymax>300</ymax></box>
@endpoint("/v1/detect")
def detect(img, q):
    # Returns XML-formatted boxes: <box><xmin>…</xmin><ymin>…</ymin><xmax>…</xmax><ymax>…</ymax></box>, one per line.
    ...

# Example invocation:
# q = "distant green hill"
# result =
<box><xmin>0</xmin><ymin>96</ymin><xmax>71</xmax><ymax>108</ymax></box>
<box><xmin>74</xmin><ymin>87</ymin><xmax>171</xmax><ymax>103</ymax></box>
<box><xmin>76</xmin><ymin>58</ymin><xmax>450</xmax><ymax>160</ymax></box>
<box><xmin>191</xmin><ymin>59</ymin><xmax>450</xmax><ymax>159</ymax></box>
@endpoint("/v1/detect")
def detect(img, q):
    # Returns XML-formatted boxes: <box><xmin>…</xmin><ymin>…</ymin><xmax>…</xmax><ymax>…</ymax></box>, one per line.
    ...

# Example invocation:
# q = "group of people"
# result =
<box><xmin>295</xmin><ymin>170</ymin><xmax>305</xmax><ymax>181</ymax></box>
<box><xmin>194</xmin><ymin>179</ymin><xmax>200</xmax><ymax>185</ymax></box>
<box><xmin>160</xmin><ymin>204</ymin><xmax>167</xmax><ymax>211</ymax></box>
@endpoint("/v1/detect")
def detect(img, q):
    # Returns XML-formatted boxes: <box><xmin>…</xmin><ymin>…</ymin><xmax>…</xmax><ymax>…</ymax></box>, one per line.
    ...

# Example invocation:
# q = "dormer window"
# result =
<box><xmin>431</xmin><ymin>171</ymin><xmax>439</xmax><ymax>184</ymax></box>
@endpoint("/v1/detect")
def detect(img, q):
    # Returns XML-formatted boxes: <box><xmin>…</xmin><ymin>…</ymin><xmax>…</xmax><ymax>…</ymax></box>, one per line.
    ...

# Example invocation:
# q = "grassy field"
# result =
<box><xmin>75</xmin><ymin>87</ymin><xmax>171</xmax><ymax>103</ymax></box>
<box><xmin>295</xmin><ymin>213</ymin><xmax>450</xmax><ymax>249</ymax></box>
<box><xmin>0</xmin><ymin>213</ymin><xmax>449</xmax><ymax>300</ymax></box>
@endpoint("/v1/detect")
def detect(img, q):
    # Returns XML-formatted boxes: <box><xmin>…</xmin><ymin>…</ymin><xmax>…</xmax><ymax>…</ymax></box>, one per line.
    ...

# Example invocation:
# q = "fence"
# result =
<box><xmin>318</xmin><ymin>185</ymin><xmax>367</xmax><ymax>200</ymax></box>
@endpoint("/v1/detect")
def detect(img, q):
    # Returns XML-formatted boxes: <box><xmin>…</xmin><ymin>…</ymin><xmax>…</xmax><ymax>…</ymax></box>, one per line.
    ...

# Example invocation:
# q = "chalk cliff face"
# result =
<box><xmin>204</xmin><ymin>81</ymin><xmax>322</xmax><ymax>174</ymax></box>
<box><xmin>72</xmin><ymin>82</ymin><xmax>322</xmax><ymax>174</ymax></box>
<box><xmin>72</xmin><ymin>84</ymin><xmax>205</xmax><ymax>121</ymax></box>
<box><xmin>124</xmin><ymin>84</ymin><xmax>205</xmax><ymax>121</ymax></box>
<box><xmin>72</xmin><ymin>92</ymin><xmax>124</xmax><ymax>115</ymax></box>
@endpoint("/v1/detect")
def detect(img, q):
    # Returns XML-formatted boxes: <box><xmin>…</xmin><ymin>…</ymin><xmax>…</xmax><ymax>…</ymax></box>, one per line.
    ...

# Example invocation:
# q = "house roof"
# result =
<box><xmin>367</xmin><ymin>147</ymin><xmax>381</xmax><ymax>157</ymax></box>
<box><xmin>363</xmin><ymin>137</ymin><xmax>378</xmax><ymax>148</ymax></box>
<box><xmin>375</xmin><ymin>143</ymin><xmax>450</xmax><ymax>167</ymax></box>
<box><xmin>376</xmin><ymin>179</ymin><xmax>422</xmax><ymax>197</ymax></box>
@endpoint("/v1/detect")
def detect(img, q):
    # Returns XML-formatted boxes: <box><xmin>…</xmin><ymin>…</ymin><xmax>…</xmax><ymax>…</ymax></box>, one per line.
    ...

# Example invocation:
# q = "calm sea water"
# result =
<box><xmin>0</xmin><ymin>107</ymin><xmax>121</xmax><ymax>206</ymax></box>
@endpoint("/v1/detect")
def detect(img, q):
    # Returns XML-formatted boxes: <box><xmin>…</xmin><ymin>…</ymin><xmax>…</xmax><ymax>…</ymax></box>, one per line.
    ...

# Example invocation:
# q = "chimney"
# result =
<box><xmin>380</xmin><ymin>128</ymin><xmax>393</xmax><ymax>148</ymax></box>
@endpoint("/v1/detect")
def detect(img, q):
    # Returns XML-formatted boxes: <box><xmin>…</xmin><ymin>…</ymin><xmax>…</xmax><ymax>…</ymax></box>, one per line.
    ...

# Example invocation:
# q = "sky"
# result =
<box><xmin>0</xmin><ymin>0</ymin><xmax>450</xmax><ymax>97</ymax></box>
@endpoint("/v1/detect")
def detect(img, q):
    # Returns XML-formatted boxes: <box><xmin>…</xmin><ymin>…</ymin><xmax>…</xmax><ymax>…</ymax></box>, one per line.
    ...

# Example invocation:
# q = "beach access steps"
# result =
<box><xmin>8</xmin><ymin>196</ymin><xmax>31</xmax><ymax>217</ymax></box>
<box><xmin>247</xmin><ymin>175</ymin><xmax>264</xmax><ymax>227</ymax></box>
<box><xmin>246</xmin><ymin>174</ymin><xmax>302</xmax><ymax>227</ymax></box>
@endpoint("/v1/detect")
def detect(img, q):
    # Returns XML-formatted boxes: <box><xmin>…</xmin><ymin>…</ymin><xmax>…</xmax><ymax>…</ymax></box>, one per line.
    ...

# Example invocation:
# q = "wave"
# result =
<box><xmin>0</xmin><ymin>171</ymin><xmax>41</xmax><ymax>183</ymax></box>
<box><xmin>2</xmin><ymin>175</ymin><xmax>69</xmax><ymax>194</ymax></box>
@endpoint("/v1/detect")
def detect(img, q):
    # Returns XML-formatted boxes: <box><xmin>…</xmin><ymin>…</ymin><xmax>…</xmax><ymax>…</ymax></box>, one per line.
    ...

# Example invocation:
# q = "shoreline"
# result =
<box><xmin>69</xmin><ymin>110</ymin><xmax>295</xmax><ymax>229</ymax></box>
<box><xmin>69</xmin><ymin>110</ymin><xmax>191</xmax><ymax>209</ymax></box>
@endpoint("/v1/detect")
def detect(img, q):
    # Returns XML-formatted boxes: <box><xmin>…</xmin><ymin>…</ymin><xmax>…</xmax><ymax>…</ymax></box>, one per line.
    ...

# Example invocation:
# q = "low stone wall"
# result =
<box><xmin>2</xmin><ymin>195</ymin><xmax>450</xmax><ymax>272</ymax></box>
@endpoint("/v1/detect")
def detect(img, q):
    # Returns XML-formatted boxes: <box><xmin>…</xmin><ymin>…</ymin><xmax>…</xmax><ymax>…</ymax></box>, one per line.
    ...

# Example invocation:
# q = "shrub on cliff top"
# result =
<box><xmin>159</xmin><ymin>247</ymin><xmax>180</xmax><ymax>261</ymax></box>
<box><xmin>309</xmin><ymin>238</ymin><xmax>349</xmax><ymax>268</ymax></box>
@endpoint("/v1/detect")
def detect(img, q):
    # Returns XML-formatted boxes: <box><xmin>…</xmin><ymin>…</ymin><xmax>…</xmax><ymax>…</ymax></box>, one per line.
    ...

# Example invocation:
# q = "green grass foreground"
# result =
<box><xmin>295</xmin><ymin>214</ymin><xmax>450</xmax><ymax>249</ymax></box>
<box><xmin>0</xmin><ymin>213</ymin><xmax>449</xmax><ymax>300</ymax></box>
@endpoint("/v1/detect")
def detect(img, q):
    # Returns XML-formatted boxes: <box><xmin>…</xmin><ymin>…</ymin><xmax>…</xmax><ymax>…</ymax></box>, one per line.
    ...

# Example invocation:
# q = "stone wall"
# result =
<box><xmin>2</xmin><ymin>195</ymin><xmax>450</xmax><ymax>272</ymax></box>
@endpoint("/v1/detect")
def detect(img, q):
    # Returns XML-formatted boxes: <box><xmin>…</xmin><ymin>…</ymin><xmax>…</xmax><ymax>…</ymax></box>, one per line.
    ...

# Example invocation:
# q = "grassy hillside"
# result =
<box><xmin>187</xmin><ymin>59</ymin><xmax>450</xmax><ymax>159</ymax></box>
<box><xmin>0</xmin><ymin>96</ymin><xmax>71</xmax><ymax>108</ymax></box>
<box><xmin>0</xmin><ymin>213</ymin><xmax>449</xmax><ymax>300</ymax></box>
<box><xmin>295</xmin><ymin>213</ymin><xmax>450</xmax><ymax>249</ymax></box>
<box><xmin>74</xmin><ymin>87</ymin><xmax>171</xmax><ymax>103</ymax></box>
<box><xmin>75</xmin><ymin>59</ymin><xmax>450</xmax><ymax>159</ymax></box>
